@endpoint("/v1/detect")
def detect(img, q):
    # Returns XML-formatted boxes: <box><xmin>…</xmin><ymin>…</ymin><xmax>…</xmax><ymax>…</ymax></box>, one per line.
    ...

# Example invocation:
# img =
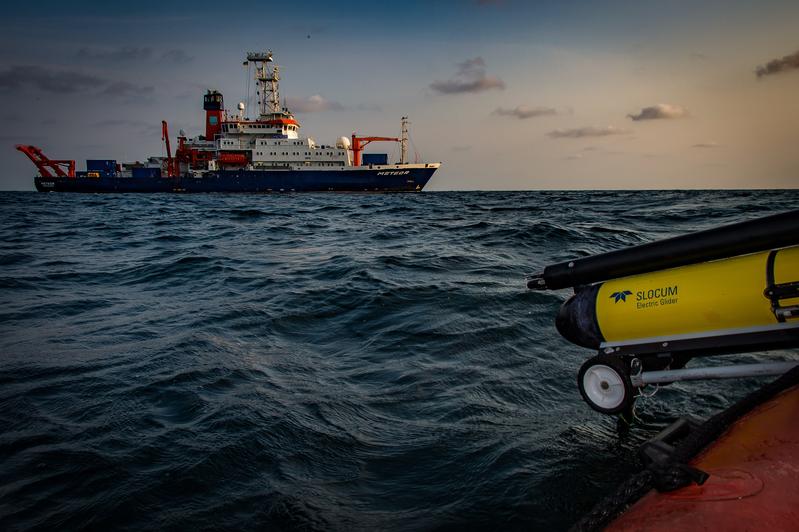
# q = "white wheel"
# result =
<box><xmin>577</xmin><ymin>355</ymin><xmax>634</xmax><ymax>415</ymax></box>
<box><xmin>582</xmin><ymin>365</ymin><xmax>626</xmax><ymax>410</ymax></box>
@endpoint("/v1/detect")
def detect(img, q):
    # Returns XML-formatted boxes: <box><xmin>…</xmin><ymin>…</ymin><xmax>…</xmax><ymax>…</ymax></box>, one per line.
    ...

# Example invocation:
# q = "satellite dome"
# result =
<box><xmin>336</xmin><ymin>136</ymin><xmax>351</xmax><ymax>149</ymax></box>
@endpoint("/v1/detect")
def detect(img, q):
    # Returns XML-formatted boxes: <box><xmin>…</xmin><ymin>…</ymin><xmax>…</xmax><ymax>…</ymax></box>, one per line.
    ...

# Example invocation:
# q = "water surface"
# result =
<box><xmin>1</xmin><ymin>190</ymin><xmax>796</xmax><ymax>530</ymax></box>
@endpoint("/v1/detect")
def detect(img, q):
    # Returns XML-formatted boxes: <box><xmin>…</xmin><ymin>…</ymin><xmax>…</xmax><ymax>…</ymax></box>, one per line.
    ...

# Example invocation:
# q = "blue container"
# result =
<box><xmin>362</xmin><ymin>153</ymin><xmax>388</xmax><ymax>165</ymax></box>
<box><xmin>87</xmin><ymin>160</ymin><xmax>117</xmax><ymax>174</ymax></box>
<box><xmin>132</xmin><ymin>167</ymin><xmax>162</xmax><ymax>178</ymax></box>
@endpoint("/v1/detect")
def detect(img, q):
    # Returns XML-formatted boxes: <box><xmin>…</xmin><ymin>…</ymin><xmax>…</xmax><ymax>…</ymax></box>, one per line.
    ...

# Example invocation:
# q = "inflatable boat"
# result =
<box><xmin>573</xmin><ymin>365</ymin><xmax>799</xmax><ymax>531</ymax></box>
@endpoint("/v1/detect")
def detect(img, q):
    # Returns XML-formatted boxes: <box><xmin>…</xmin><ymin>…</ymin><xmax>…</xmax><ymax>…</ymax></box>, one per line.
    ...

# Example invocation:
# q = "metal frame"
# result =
<box><xmin>631</xmin><ymin>360</ymin><xmax>799</xmax><ymax>387</ymax></box>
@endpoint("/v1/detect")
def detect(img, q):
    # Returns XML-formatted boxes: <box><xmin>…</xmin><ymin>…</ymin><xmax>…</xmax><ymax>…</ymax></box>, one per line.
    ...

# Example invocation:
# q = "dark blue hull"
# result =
<box><xmin>35</xmin><ymin>167</ymin><xmax>438</xmax><ymax>193</ymax></box>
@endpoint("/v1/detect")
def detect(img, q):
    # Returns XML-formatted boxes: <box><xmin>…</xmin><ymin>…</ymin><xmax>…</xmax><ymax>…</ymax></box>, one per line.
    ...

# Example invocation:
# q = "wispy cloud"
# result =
<box><xmin>355</xmin><ymin>103</ymin><xmax>382</xmax><ymax>112</ymax></box>
<box><xmin>77</xmin><ymin>46</ymin><xmax>153</xmax><ymax>62</ymax></box>
<box><xmin>547</xmin><ymin>126</ymin><xmax>629</xmax><ymax>139</ymax></box>
<box><xmin>286</xmin><ymin>94</ymin><xmax>345</xmax><ymax>113</ymax></box>
<box><xmin>0</xmin><ymin>65</ymin><xmax>153</xmax><ymax>99</ymax></box>
<box><xmin>692</xmin><ymin>142</ymin><xmax>720</xmax><ymax>148</ymax></box>
<box><xmin>92</xmin><ymin>118</ymin><xmax>160</xmax><ymax>135</ymax></box>
<box><xmin>492</xmin><ymin>105</ymin><xmax>557</xmax><ymax>119</ymax></box>
<box><xmin>430</xmin><ymin>57</ymin><xmax>505</xmax><ymax>94</ymax></box>
<box><xmin>628</xmin><ymin>103</ymin><xmax>687</xmax><ymax>121</ymax></box>
<box><xmin>0</xmin><ymin>134</ymin><xmax>47</xmax><ymax>143</ymax></box>
<box><xmin>160</xmin><ymin>49</ymin><xmax>194</xmax><ymax>64</ymax></box>
<box><xmin>756</xmin><ymin>50</ymin><xmax>799</xmax><ymax>78</ymax></box>
<box><xmin>76</xmin><ymin>46</ymin><xmax>193</xmax><ymax>64</ymax></box>
<box><xmin>93</xmin><ymin>119</ymin><xmax>149</xmax><ymax>128</ymax></box>
<box><xmin>100</xmin><ymin>81</ymin><xmax>154</xmax><ymax>97</ymax></box>
<box><xmin>0</xmin><ymin>65</ymin><xmax>102</xmax><ymax>93</ymax></box>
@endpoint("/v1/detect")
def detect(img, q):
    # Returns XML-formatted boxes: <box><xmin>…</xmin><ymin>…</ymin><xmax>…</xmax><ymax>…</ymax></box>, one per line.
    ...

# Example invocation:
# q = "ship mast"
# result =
<box><xmin>400</xmin><ymin>116</ymin><xmax>409</xmax><ymax>165</ymax></box>
<box><xmin>246</xmin><ymin>51</ymin><xmax>281</xmax><ymax>117</ymax></box>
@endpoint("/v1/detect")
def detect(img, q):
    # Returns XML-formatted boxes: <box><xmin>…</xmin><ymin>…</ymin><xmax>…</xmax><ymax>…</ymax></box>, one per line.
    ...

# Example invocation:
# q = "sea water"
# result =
<box><xmin>1</xmin><ymin>190</ymin><xmax>796</xmax><ymax>530</ymax></box>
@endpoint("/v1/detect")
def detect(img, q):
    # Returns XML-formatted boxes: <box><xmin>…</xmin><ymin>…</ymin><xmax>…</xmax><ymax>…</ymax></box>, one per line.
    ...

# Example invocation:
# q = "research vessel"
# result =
<box><xmin>18</xmin><ymin>51</ymin><xmax>440</xmax><ymax>193</ymax></box>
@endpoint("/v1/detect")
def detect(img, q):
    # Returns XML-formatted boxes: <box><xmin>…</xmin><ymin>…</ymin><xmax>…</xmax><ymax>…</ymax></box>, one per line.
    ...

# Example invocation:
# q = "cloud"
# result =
<box><xmin>547</xmin><ymin>126</ymin><xmax>629</xmax><ymax>139</ymax></box>
<box><xmin>355</xmin><ymin>103</ymin><xmax>382</xmax><ymax>112</ymax></box>
<box><xmin>76</xmin><ymin>46</ymin><xmax>193</xmax><ymax>65</ymax></box>
<box><xmin>628</xmin><ymin>103</ymin><xmax>687</xmax><ymax>121</ymax></box>
<box><xmin>0</xmin><ymin>134</ymin><xmax>46</xmax><ymax>143</ymax></box>
<box><xmin>430</xmin><ymin>57</ymin><xmax>505</xmax><ymax>94</ymax></box>
<box><xmin>100</xmin><ymin>81</ymin><xmax>154</xmax><ymax>97</ymax></box>
<box><xmin>692</xmin><ymin>142</ymin><xmax>720</xmax><ymax>148</ymax></box>
<box><xmin>0</xmin><ymin>65</ymin><xmax>102</xmax><ymax>93</ymax></box>
<box><xmin>92</xmin><ymin>119</ymin><xmax>161</xmax><ymax>135</ymax></box>
<box><xmin>160</xmin><ymin>49</ymin><xmax>194</xmax><ymax>64</ymax></box>
<box><xmin>286</xmin><ymin>94</ymin><xmax>345</xmax><ymax>113</ymax></box>
<box><xmin>755</xmin><ymin>50</ymin><xmax>799</xmax><ymax>78</ymax></box>
<box><xmin>492</xmin><ymin>105</ymin><xmax>557</xmax><ymax>119</ymax></box>
<box><xmin>77</xmin><ymin>47</ymin><xmax>153</xmax><ymax>62</ymax></box>
<box><xmin>93</xmin><ymin>119</ymin><xmax>148</xmax><ymax>127</ymax></box>
<box><xmin>0</xmin><ymin>65</ymin><xmax>153</xmax><ymax>99</ymax></box>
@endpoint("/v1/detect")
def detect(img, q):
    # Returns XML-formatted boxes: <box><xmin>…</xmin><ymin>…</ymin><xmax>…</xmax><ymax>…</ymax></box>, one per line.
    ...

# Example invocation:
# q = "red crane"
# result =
<box><xmin>162</xmin><ymin>120</ymin><xmax>177</xmax><ymax>177</ymax></box>
<box><xmin>351</xmin><ymin>135</ymin><xmax>399</xmax><ymax>166</ymax></box>
<box><xmin>15</xmin><ymin>145</ymin><xmax>75</xmax><ymax>178</ymax></box>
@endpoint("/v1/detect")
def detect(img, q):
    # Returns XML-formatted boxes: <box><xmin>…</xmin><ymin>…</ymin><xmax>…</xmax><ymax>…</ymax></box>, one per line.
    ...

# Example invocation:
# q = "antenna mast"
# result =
<box><xmin>246</xmin><ymin>51</ymin><xmax>280</xmax><ymax>117</ymax></box>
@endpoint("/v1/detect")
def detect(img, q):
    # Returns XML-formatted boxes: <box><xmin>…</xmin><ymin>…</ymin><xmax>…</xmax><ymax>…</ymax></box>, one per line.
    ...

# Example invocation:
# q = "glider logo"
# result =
<box><xmin>610</xmin><ymin>290</ymin><xmax>633</xmax><ymax>303</ymax></box>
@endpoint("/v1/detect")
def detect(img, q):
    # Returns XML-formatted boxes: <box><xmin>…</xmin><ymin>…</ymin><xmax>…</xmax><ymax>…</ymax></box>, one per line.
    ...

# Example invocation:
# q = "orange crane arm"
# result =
<box><xmin>351</xmin><ymin>135</ymin><xmax>400</xmax><ymax>166</ymax></box>
<box><xmin>162</xmin><ymin>120</ymin><xmax>176</xmax><ymax>177</ymax></box>
<box><xmin>15</xmin><ymin>145</ymin><xmax>75</xmax><ymax>178</ymax></box>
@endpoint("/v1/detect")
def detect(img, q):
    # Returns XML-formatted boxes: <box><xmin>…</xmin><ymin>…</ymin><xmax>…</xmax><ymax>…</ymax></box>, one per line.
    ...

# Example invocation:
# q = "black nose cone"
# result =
<box><xmin>555</xmin><ymin>284</ymin><xmax>604</xmax><ymax>349</ymax></box>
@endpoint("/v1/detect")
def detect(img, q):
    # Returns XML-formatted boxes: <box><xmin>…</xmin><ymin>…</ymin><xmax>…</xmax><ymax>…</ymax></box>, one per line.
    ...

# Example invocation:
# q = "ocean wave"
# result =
<box><xmin>0</xmin><ymin>190</ymin><xmax>796</xmax><ymax>530</ymax></box>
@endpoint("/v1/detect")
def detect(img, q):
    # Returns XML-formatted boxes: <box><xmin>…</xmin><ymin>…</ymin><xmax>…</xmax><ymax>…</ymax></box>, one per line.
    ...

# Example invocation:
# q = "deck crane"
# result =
<box><xmin>161</xmin><ymin>120</ymin><xmax>177</xmax><ymax>177</ymax></box>
<box><xmin>350</xmin><ymin>117</ymin><xmax>411</xmax><ymax>166</ymax></box>
<box><xmin>350</xmin><ymin>135</ymin><xmax>399</xmax><ymax>167</ymax></box>
<box><xmin>15</xmin><ymin>145</ymin><xmax>75</xmax><ymax>178</ymax></box>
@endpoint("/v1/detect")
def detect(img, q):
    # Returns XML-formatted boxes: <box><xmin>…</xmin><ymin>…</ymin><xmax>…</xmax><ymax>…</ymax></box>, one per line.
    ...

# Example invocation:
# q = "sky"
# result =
<box><xmin>1</xmin><ymin>0</ymin><xmax>798</xmax><ymax>191</ymax></box>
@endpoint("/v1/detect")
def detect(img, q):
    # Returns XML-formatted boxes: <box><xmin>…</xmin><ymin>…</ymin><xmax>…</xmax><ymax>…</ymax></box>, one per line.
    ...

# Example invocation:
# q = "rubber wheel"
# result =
<box><xmin>577</xmin><ymin>354</ymin><xmax>634</xmax><ymax>415</ymax></box>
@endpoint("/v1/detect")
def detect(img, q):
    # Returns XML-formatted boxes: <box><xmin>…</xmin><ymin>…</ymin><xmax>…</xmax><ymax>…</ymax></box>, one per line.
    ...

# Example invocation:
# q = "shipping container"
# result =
<box><xmin>132</xmin><ymin>167</ymin><xmax>162</xmax><ymax>178</ymax></box>
<box><xmin>86</xmin><ymin>159</ymin><xmax>117</xmax><ymax>174</ymax></box>
<box><xmin>362</xmin><ymin>153</ymin><xmax>388</xmax><ymax>165</ymax></box>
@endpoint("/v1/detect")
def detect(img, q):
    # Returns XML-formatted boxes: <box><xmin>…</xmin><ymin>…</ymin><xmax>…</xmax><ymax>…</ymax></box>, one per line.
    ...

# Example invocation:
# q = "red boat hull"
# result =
<box><xmin>608</xmin><ymin>384</ymin><xmax>799</xmax><ymax>531</ymax></box>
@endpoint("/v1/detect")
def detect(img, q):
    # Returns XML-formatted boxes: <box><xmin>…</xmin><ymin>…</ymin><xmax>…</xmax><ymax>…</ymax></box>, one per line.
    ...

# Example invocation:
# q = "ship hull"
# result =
<box><xmin>34</xmin><ymin>166</ymin><xmax>438</xmax><ymax>193</ymax></box>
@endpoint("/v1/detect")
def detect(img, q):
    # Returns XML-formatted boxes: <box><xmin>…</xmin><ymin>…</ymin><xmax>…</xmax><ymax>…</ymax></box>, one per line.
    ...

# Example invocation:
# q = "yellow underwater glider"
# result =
<box><xmin>529</xmin><ymin>209</ymin><xmax>799</xmax><ymax>415</ymax></box>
